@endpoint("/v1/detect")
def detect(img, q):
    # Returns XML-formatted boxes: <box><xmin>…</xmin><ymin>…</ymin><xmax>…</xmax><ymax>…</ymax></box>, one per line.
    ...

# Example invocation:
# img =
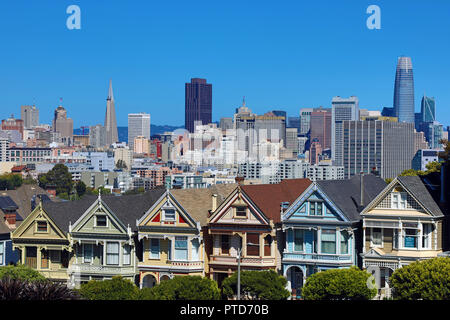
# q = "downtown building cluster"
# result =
<box><xmin>0</xmin><ymin>56</ymin><xmax>449</xmax><ymax>299</ymax></box>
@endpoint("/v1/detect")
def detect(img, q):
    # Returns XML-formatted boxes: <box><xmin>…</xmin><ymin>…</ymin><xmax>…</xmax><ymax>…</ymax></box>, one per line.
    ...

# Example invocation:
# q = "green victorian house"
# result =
<box><xmin>11</xmin><ymin>189</ymin><xmax>165</xmax><ymax>287</ymax></box>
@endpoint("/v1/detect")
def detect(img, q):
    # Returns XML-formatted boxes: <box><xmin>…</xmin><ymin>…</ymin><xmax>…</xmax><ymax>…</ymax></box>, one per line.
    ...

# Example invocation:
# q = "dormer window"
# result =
<box><xmin>391</xmin><ymin>192</ymin><xmax>407</xmax><ymax>209</ymax></box>
<box><xmin>95</xmin><ymin>215</ymin><xmax>107</xmax><ymax>227</ymax></box>
<box><xmin>235</xmin><ymin>206</ymin><xmax>247</xmax><ymax>218</ymax></box>
<box><xmin>163</xmin><ymin>208</ymin><xmax>176</xmax><ymax>221</ymax></box>
<box><xmin>37</xmin><ymin>221</ymin><xmax>48</xmax><ymax>232</ymax></box>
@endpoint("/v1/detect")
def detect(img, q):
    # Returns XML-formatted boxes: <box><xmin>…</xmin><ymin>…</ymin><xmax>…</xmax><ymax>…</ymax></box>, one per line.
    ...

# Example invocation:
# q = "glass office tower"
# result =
<box><xmin>393</xmin><ymin>56</ymin><xmax>415</xmax><ymax>123</ymax></box>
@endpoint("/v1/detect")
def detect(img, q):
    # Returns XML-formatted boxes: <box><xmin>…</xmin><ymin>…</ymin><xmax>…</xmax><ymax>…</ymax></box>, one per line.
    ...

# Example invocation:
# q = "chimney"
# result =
<box><xmin>4</xmin><ymin>210</ymin><xmax>16</xmax><ymax>228</ymax></box>
<box><xmin>235</xmin><ymin>176</ymin><xmax>244</xmax><ymax>185</ymax></box>
<box><xmin>360</xmin><ymin>171</ymin><xmax>364</xmax><ymax>207</ymax></box>
<box><xmin>212</xmin><ymin>194</ymin><xmax>218</xmax><ymax>212</ymax></box>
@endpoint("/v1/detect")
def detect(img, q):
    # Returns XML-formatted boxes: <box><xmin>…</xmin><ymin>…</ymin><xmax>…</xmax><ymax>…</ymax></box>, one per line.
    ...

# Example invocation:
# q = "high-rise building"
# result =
<box><xmin>52</xmin><ymin>104</ymin><xmax>73</xmax><ymax>145</ymax></box>
<box><xmin>134</xmin><ymin>136</ymin><xmax>150</xmax><ymax>154</ymax></box>
<box><xmin>299</xmin><ymin>108</ymin><xmax>313</xmax><ymax>136</ymax></box>
<box><xmin>234</xmin><ymin>102</ymin><xmax>286</xmax><ymax>155</ymax></box>
<box><xmin>419</xmin><ymin>121</ymin><xmax>444</xmax><ymax>149</ymax></box>
<box><xmin>310</xmin><ymin>107</ymin><xmax>331</xmax><ymax>150</ymax></box>
<box><xmin>342</xmin><ymin>120</ymin><xmax>415</xmax><ymax>179</ymax></box>
<box><xmin>185</xmin><ymin>78</ymin><xmax>212</xmax><ymax>133</ymax></box>
<box><xmin>393</xmin><ymin>56</ymin><xmax>415</xmax><ymax>123</ymax></box>
<box><xmin>104</xmin><ymin>80</ymin><xmax>119</xmax><ymax>146</ymax></box>
<box><xmin>420</xmin><ymin>95</ymin><xmax>436</xmax><ymax>123</ymax></box>
<box><xmin>128</xmin><ymin>113</ymin><xmax>151</xmax><ymax>150</ymax></box>
<box><xmin>21</xmin><ymin>105</ymin><xmax>39</xmax><ymax>128</ymax></box>
<box><xmin>89</xmin><ymin>124</ymin><xmax>107</xmax><ymax>148</ymax></box>
<box><xmin>219</xmin><ymin>117</ymin><xmax>233</xmax><ymax>131</ymax></box>
<box><xmin>286</xmin><ymin>127</ymin><xmax>299</xmax><ymax>155</ymax></box>
<box><xmin>1</xmin><ymin>115</ymin><xmax>24</xmax><ymax>139</ymax></box>
<box><xmin>309</xmin><ymin>139</ymin><xmax>322</xmax><ymax>165</ymax></box>
<box><xmin>331</xmin><ymin>96</ymin><xmax>359</xmax><ymax>166</ymax></box>
<box><xmin>287</xmin><ymin>116</ymin><xmax>300</xmax><ymax>131</ymax></box>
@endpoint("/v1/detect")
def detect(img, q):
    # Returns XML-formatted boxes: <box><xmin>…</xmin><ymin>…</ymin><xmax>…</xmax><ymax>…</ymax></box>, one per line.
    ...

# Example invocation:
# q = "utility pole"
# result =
<box><xmin>237</xmin><ymin>247</ymin><xmax>241</xmax><ymax>300</ymax></box>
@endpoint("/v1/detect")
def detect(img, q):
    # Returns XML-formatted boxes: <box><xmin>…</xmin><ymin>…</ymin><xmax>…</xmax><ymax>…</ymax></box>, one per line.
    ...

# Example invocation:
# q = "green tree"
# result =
<box><xmin>301</xmin><ymin>267</ymin><xmax>377</xmax><ymax>300</ymax></box>
<box><xmin>221</xmin><ymin>270</ymin><xmax>290</xmax><ymax>300</ymax></box>
<box><xmin>38</xmin><ymin>164</ymin><xmax>73</xmax><ymax>195</ymax></box>
<box><xmin>116</xmin><ymin>159</ymin><xmax>127</xmax><ymax>170</ymax></box>
<box><xmin>0</xmin><ymin>264</ymin><xmax>47</xmax><ymax>282</ymax></box>
<box><xmin>123</xmin><ymin>187</ymin><xmax>145</xmax><ymax>195</ymax></box>
<box><xmin>78</xmin><ymin>276</ymin><xmax>139</xmax><ymax>300</ymax></box>
<box><xmin>145</xmin><ymin>276</ymin><xmax>220</xmax><ymax>300</ymax></box>
<box><xmin>390</xmin><ymin>257</ymin><xmax>450</xmax><ymax>300</ymax></box>
<box><xmin>0</xmin><ymin>173</ymin><xmax>23</xmax><ymax>190</ymax></box>
<box><xmin>75</xmin><ymin>181</ymin><xmax>87</xmax><ymax>197</ymax></box>
<box><xmin>425</xmin><ymin>161</ymin><xmax>442</xmax><ymax>173</ymax></box>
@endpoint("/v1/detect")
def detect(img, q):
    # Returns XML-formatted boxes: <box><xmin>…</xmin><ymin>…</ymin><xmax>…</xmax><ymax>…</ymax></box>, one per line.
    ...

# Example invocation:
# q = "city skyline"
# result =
<box><xmin>0</xmin><ymin>1</ymin><xmax>449</xmax><ymax>128</ymax></box>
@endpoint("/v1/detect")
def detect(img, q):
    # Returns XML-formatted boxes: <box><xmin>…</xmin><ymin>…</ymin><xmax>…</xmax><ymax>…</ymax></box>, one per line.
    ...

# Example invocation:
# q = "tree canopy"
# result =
<box><xmin>0</xmin><ymin>264</ymin><xmax>47</xmax><ymax>282</ymax></box>
<box><xmin>390</xmin><ymin>257</ymin><xmax>450</xmax><ymax>300</ymax></box>
<box><xmin>78</xmin><ymin>276</ymin><xmax>140</xmax><ymax>300</ymax></box>
<box><xmin>301</xmin><ymin>267</ymin><xmax>377</xmax><ymax>300</ymax></box>
<box><xmin>221</xmin><ymin>270</ymin><xmax>290</xmax><ymax>300</ymax></box>
<box><xmin>143</xmin><ymin>276</ymin><xmax>220</xmax><ymax>300</ymax></box>
<box><xmin>0</xmin><ymin>173</ymin><xmax>23</xmax><ymax>190</ymax></box>
<box><xmin>38</xmin><ymin>164</ymin><xmax>73</xmax><ymax>196</ymax></box>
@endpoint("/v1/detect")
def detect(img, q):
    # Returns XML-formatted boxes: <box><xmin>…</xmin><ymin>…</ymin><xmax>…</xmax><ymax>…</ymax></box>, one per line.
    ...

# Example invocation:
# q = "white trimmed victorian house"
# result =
<box><xmin>360</xmin><ymin>175</ymin><xmax>445</xmax><ymax>298</ymax></box>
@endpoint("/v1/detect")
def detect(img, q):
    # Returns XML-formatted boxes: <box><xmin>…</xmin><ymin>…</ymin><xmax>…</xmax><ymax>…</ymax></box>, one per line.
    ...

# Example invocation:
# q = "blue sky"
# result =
<box><xmin>0</xmin><ymin>0</ymin><xmax>449</xmax><ymax>127</ymax></box>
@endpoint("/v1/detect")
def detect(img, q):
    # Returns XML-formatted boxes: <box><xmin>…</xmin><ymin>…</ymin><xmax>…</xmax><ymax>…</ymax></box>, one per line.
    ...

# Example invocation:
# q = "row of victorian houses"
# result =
<box><xmin>0</xmin><ymin>164</ymin><xmax>449</xmax><ymax>298</ymax></box>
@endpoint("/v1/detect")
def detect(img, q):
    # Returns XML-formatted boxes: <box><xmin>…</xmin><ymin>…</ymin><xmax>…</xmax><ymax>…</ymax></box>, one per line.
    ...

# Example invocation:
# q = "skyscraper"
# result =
<box><xmin>185</xmin><ymin>78</ymin><xmax>212</xmax><ymax>133</ymax></box>
<box><xmin>342</xmin><ymin>120</ymin><xmax>415</xmax><ymax>179</ymax></box>
<box><xmin>310</xmin><ymin>108</ymin><xmax>331</xmax><ymax>150</ymax></box>
<box><xmin>331</xmin><ymin>96</ymin><xmax>359</xmax><ymax>166</ymax></box>
<box><xmin>393</xmin><ymin>56</ymin><xmax>415</xmax><ymax>123</ymax></box>
<box><xmin>104</xmin><ymin>80</ymin><xmax>118</xmax><ymax>146</ymax></box>
<box><xmin>21</xmin><ymin>105</ymin><xmax>39</xmax><ymax>128</ymax></box>
<box><xmin>52</xmin><ymin>103</ymin><xmax>73</xmax><ymax>145</ymax></box>
<box><xmin>128</xmin><ymin>113</ymin><xmax>151</xmax><ymax>150</ymax></box>
<box><xmin>420</xmin><ymin>95</ymin><xmax>436</xmax><ymax>123</ymax></box>
<box><xmin>299</xmin><ymin>108</ymin><xmax>313</xmax><ymax>136</ymax></box>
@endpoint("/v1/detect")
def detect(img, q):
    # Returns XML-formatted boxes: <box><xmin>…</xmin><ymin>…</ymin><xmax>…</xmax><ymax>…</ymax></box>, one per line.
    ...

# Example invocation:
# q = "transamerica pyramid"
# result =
<box><xmin>104</xmin><ymin>79</ymin><xmax>118</xmax><ymax>145</ymax></box>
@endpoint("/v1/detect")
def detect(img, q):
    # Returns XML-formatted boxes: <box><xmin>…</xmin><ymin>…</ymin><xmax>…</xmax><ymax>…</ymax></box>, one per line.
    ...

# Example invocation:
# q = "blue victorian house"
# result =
<box><xmin>280</xmin><ymin>175</ymin><xmax>386</xmax><ymax>297</ymax></box>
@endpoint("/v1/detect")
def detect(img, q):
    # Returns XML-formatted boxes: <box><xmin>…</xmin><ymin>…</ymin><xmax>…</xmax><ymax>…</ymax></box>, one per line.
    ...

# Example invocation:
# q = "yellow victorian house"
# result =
<box><xmin>10</xmin><ymin>200</ymin><xmax>73</xmax><ymax>282</ymax></box>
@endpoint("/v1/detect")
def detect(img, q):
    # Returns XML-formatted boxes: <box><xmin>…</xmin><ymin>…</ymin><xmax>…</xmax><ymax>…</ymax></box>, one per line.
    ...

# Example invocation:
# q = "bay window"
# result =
<box><xmin>340</xmin><ymin>230</ymin><xmax>349</xmax><ymax>254</ymax></box>
<box><xmin>123</xmin><ymin>244</ymin><xmax>131</xmax><ymax>265</ymax></box>
<box><xmin>321</xmin><ymin>229</ymin><xmax>336</xmax><ymax>254</ymax></box>
<box><xmin>404</xmin><ymin>228</ymin><xmax>418</xmax><ymax>249</ymax></box>
<box><xmin>83</xmin><ymin>244</ymin><xmax>93</xmax><ymax>263</ymax></box>
<box><xmin>106</xmin><ymin>242</ymin><xmax>119</xmax><ymax>265</ymax></box>
<box><xmin>150</xmin><ymin>239</ymin><xmax>160</xmax><ymax>259</ymax></box>
<box><xmin>371</xmin><ymin>228</ymin><xmax>382</xmax><ymax>247</ymax></box>
<box><xmin>174</xmin><ymin>236</ymin><xmax>188</xmax><ymax>260</ymax></box>
<box><xmin>246</xmin><ymin>233</ymin><xmax>260</xmax><ymax>256</ymax></box>
<box><xmin>422</xmin><ymin>224</ymin><xmax>432</xmax><ymax>249</ymax></box>
<box><xmin>191</xmin><ymin>239</ymin><xmax>200</xmax><ymax>261</ymax></box>
<box><xmin>294</xmin><ymin>229</ymin><xmax>304</xmax><ymax>252</ymax></box>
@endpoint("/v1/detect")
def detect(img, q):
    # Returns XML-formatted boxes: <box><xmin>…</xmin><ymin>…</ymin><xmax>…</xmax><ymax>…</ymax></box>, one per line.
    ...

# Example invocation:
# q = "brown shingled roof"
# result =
<box><xmin>241</xmin><ymin>178</ymin><xmax>312</xmax><ymax>223</ymax></box>
<box><xmin>170</xmin><ymin>184</ymin><xmax>237</xmax><ymax>227</ymax></box>
<box><xmin>0</xmin><ymin>184</ymin><xmax>53</xmax><ymax>234</ymax></box>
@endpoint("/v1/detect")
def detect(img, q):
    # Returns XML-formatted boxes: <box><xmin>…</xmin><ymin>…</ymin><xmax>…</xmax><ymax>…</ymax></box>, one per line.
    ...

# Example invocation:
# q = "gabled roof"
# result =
<box><xmin>170</xmin><ymin>184</ymin><xmax>237</xmax><ymax>227</ymax></box>
<box><xmin>241</xmin><ymin>179</ymin><xmax>312</xmax><ymax>223</ymax></box>
<box><xmin>396</xmin><ymin>176</ymin><xmax>443</xmax><ymax>216</ymax></box>
<box><xmin>316</xmin><ymin>174</ymin><xmax>387</xmax><ymax>221</ymax></box>
<box><xmin>43</xmin><ymin>188</ymin><xmax>166</xmax><ymax>233</ymax></box>
<box><xmin>0</xmin><ymin>184</ymin><xmax>53</xmax><ymax>235</ymax></box>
